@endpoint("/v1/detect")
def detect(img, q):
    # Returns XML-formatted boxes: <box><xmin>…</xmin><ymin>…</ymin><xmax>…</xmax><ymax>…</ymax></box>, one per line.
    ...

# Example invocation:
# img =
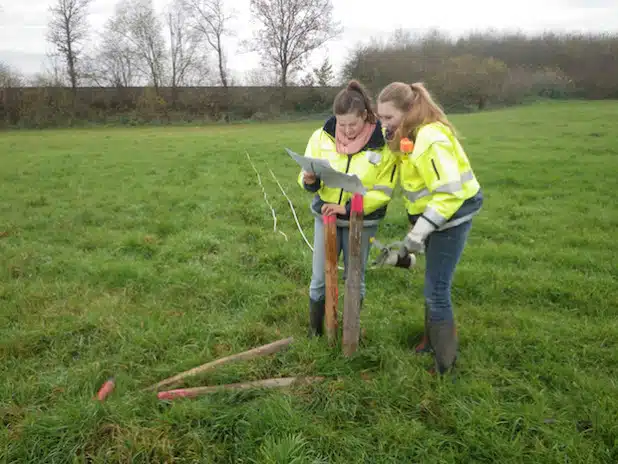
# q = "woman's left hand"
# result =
<box><xmin>321</xmin><ymin>204</ymin><xmax>346</xmax><ymax>216</ymax></box>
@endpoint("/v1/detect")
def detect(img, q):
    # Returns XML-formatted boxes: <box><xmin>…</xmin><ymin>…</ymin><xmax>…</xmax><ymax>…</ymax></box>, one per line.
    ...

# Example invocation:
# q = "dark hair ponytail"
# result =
<box><xmin>333</xmin><ymin>79</ymin><xmax>377</xmax><ymax>123</ymax></box>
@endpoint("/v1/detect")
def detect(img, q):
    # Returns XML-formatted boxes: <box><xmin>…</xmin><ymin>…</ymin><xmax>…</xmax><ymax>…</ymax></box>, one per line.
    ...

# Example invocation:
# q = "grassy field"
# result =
<box><xmin>1</xmin><ymin>100</ymin><xmax>617</xmax><ymax>463</ymax></box>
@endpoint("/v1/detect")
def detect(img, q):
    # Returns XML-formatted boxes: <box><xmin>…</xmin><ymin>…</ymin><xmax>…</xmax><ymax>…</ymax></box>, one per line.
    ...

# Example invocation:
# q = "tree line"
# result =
<box><xmin>341</xmin><ymin>29</ymin><xmax>618</xmax><ymax>110</ymax></box>
<box><xmin>0</xmin><ymin>0</ymin><xmax>340</xmax><ymax>90</ymax></box>
<box><xmin>1</xmin><ymin>0</ymin><xmax>617</xmax><ymax>128</ymax></box>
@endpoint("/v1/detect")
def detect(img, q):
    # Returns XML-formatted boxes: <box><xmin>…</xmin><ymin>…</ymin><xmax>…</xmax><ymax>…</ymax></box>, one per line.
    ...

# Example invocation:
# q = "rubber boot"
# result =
<box><xmin>308</xmin><ymin>298</ymin><xmax>325</xmax><ymax>337</ymax></box>
<box><xmin>415</xmin><ymin>303</ymin><xmax>433</xmax><ymax>354</ymax></box>
<box><xmin>428</xmin><ymin>319</ymin><xmax>458</xmax><ymax>375</ymax></box>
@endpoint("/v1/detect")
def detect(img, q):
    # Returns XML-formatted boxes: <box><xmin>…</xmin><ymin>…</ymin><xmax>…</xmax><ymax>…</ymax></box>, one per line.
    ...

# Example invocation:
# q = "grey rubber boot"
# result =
<box><xmin>308</xmin><ymin>298</ymin><xmax>325</xmax><ymax>337</ymax></box>
<box><xmin>428</xmin><ymin>319</ymin><xmax>458</xmax><ymax>374</ymax></box>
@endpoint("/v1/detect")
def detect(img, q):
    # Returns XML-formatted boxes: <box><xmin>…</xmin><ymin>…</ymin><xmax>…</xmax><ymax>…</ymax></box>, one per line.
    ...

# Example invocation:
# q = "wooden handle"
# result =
<box><xmin>157</xmin><ymin>376</ymin><xmax>325</xmax><ymax>400</ymax></box>
<box><xmin>146</xmin><ymin>337</ymin><xmax>294</xmax><ymax>391</ymax></box>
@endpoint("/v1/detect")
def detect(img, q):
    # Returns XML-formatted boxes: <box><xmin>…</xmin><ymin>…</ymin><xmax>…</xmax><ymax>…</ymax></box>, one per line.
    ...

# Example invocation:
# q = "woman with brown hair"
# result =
<box><xmin>377</xmin><ymin>82</ymin><xmax>484</xmax><ymax>374</ymax></box>
<box><xmin>298</xmin><ymin>80</ymin><xmax>399</xmax><ymax>337</ymax></box>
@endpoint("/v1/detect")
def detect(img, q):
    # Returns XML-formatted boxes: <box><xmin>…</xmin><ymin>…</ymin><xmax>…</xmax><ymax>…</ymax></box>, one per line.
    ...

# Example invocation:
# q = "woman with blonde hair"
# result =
<box><xmin>377</xmin><ymin>82</ymin><xmax>484</xmax><ymax>375</ymax></box>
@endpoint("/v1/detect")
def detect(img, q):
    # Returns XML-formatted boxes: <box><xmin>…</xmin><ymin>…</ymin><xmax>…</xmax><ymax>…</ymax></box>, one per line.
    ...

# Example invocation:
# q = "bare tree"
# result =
<box><xmin>108</xmin><ymin>0</ymin><xmax>167</xmax><ymax>91</ymax></box>
<box><xmin>0</xmin><ymin>62</ymin><xmax>23</xmax><ymax>88</ymax></box>
<box><xmin>183</xmin><ymin>0</ymin><xmax>231</xmax><ymax>87</ymax></box>
<box><xmin>46</xmin><ymin>0</ymin><xmax>92</xmax><ymax>91</ymax></box>
<box><xmin>248</xmin><ymin>0</ymin><xmax>341</xmax><ymax>87</ymax></box>
<box><xmin>82</xmin><ymin>31</ymin><xmax>138</xmax><ymax>87</ymax></box>
<box><xmin>29</xmin><ymin>54</ymin><xmax>68</xmax><ymax>87</ymax></box>
<box><xmin>243</xmin><ymin>67</ymin><xmax>278</xmax><ymax>86</ymax></box>
<box><xmin>313</xmin><ymin>56</ymin><xmax>334</xmax><ymax>86</ymax></box>
<box><xmin>166</xmin><ymin>0</ymin><xmax>208</xmax><ymax>90</ymax></box>
<box><xmin>299</xmin><ymin>72</ymin><xmax>315</xmax><ymax>87</ymax></box>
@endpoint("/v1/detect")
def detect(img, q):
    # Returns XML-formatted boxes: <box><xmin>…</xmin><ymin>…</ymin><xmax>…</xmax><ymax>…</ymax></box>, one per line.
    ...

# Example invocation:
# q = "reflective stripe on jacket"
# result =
<box><xmin>398</xmin><ymin>122</ymin><xmax>483</xmax><ymax>229</ymax></box>
<box><xmin>298</xmin><ymin>116</ymin><xmax>398</xmax><ymax>226</ymax></box>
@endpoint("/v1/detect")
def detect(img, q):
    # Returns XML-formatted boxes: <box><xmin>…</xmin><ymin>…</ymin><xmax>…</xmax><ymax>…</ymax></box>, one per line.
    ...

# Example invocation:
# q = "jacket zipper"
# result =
<box><xmin>389</xmin><ymin>164</ymin><xmax>397</xmax><ymax>183</ymax></box>
<box><xmin>338</xmin><ymin>155</ymin><xmax>353</xmax><ymax>204</ymax></box>
<box><xmin>431</xmin><ymin>159</ymin><xmax>440</xmax><ymax>180</ymax></box>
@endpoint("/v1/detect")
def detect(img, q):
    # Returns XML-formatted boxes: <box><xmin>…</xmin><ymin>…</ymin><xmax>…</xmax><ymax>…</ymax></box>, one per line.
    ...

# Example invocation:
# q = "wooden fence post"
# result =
<box><xmin>324</xmin><ymin>214</ymin><xmax>339</xmax><ymax>344</ymax></box>
<box><xmin>343</xmin><ymin>193</ymin><xmax>363</xmax><ymax>356</ymax></box>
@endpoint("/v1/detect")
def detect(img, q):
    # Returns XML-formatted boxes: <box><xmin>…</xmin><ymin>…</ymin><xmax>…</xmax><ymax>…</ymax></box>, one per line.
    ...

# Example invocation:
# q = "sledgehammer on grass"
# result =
<box><xmin>145</xmin><ymin>337</ymin><xmax>294</xmax><ymax>391</ymax></box>
<box><xmin>157</xmin><ymin>376</ymin><xmax>325</xmax><ymax>400</ymax></box>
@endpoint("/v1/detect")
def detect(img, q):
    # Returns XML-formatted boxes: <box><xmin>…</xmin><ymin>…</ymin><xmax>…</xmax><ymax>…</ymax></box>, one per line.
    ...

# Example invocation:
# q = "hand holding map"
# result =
<box><xmin>285</xmin><ymin>148</ymin><xmax>367</xmax><ymax>195</ymax></box>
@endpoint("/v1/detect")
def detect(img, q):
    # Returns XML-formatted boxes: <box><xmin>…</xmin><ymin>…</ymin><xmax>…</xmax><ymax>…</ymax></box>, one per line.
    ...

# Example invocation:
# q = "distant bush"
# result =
<box><xmin>341</xmin><ymin>30</ymin><xmax>618</xmax><ymax>111</ymax></box>
<box><xmin>0</xmin><ymin>86</ymin><xmax>341</xmax><ymax>129</ymax></box>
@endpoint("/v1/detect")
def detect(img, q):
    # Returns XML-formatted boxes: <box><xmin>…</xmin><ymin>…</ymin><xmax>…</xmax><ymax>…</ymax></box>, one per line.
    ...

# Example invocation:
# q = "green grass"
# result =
<box><xmin>1</xmin><ymin>99</ymin><xmax>617</xmax><ymax>463</ymax></box>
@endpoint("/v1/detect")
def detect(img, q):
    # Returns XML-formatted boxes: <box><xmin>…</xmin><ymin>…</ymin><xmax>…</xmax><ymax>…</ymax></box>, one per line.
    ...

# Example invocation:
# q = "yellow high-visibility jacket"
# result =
<box><xmin>398</xmin><ymin>121</ymin><xmax>483</xmax><ymax>229</ymax></box>
<box><xmin>298</xmin><ymin>116</ymin><xmax>398</xmax><ymax>226</ymax></box>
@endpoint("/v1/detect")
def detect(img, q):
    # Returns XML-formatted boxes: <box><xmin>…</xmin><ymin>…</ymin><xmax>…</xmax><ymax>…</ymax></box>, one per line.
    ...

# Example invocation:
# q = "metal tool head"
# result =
<box><xmin>370</xmin><ymin>239</ymin><xmax>405</xmax><ymax>266</ymax></box>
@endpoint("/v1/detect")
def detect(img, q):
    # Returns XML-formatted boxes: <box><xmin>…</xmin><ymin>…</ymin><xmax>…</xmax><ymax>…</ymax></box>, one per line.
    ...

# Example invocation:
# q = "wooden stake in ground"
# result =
<box><xmin>324</xmin><ymin>214</ymin><xmax>338</xmax><ymax>343</ymax></box>
<box><xmin>157</xmin><ymin>376</ymin><xmax>325</xmax><ymax>400</ymax></box>
<box><xmin>343</xmin><ymin>193</ymin><xmax>364</xmax><ymax>356</ymax></box>
<box><xmin>146</xmin><ymin>337</ymin><xmax>294</xmax><ymax>391</ymax></box>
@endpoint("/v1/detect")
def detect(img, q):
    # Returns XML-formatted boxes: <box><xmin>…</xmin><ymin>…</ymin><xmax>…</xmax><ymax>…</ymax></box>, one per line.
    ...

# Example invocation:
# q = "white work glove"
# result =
<box><xmin>398</xmin><ymin>216</ymin><xmax>436</xmax><ymax>257</ymax></box>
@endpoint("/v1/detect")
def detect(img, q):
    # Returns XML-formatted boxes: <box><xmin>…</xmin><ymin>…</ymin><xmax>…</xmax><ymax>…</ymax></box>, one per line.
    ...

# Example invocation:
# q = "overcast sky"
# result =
<box><xmin>1</xmin><ymin>0</ymin><xmax>617</xmax><ymax>81</ymax></box>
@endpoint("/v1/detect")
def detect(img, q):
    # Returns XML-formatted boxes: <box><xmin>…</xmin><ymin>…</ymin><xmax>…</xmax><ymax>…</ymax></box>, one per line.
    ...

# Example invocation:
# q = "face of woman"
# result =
<box><xmin>336</xmin><ymin>111</ymin><xmax>366</xmax><ymax>139</ymax></box>
<box><xmin>377</xmin><ymin>101</ymin><xmax>404</xmax><ymax>139</ymax></box>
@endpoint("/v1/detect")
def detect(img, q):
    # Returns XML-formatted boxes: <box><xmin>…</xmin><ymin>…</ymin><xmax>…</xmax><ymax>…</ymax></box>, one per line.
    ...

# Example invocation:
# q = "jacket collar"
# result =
<box><xmin>322</xmin><ymin>116</ymin><xmax>386</xmax><ymax>153</ymax></box>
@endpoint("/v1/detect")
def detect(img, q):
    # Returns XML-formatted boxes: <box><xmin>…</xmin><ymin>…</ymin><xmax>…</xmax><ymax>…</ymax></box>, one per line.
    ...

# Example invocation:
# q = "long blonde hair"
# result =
<box><xmin>378</xmin><ymin>82</ymin><xmax>457</xmax><ymax>151</ymax></box>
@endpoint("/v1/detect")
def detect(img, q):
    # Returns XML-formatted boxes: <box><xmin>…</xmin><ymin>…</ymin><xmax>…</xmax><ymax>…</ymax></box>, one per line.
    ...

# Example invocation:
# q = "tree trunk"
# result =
<box><xmin>217</xmin><ymin>37</ymin><xmax>227</xmax><ymax>88</ymax></box>
<box><xmin>281</xmin><ymin>68</ymin><xmax>287</xmax><ymax>87</ymax></box>
<box><xmin>64</xmin><ymin>19</ymin><xmax>78</xmax><ymax>92</ymax></box>
<box><xmin>67</xmin><ymin>41</ymin><xmax>77</xmax><ymax>92</ymax></box>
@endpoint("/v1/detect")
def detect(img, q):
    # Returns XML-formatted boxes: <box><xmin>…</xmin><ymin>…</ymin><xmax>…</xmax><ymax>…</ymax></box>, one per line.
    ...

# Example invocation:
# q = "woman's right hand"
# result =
<box><xmin>303</xmin><ymin>171</ymin><xmax>317</xmax><ymax>184</ymax></box>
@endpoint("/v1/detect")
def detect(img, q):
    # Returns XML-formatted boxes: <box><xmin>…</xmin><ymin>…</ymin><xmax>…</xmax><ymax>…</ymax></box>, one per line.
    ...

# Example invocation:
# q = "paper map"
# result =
<box><xmin>285</xmin><ymin>148</ymin><xmax>367</xmax><ymax>195</ymax></box>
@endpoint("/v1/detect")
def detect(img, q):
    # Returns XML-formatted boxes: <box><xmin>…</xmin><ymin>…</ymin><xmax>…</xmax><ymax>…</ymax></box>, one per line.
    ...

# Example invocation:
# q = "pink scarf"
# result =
<box><xmin>335</xmin><ymin>122</ymin><xmax>376</xmax><ymax>155</ymax></box>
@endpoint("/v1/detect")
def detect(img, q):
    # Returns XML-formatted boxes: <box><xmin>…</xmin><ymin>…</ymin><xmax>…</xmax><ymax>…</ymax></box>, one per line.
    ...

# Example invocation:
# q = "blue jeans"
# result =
<box><xmin>423</xmin><ymin>220</ymin><xmax>473</xmax><ymax>323</ymax></box>
<box><xmin>309</xmin><ymin>216</ymin><xmax>378</xmax><ymax>301</ymax></box>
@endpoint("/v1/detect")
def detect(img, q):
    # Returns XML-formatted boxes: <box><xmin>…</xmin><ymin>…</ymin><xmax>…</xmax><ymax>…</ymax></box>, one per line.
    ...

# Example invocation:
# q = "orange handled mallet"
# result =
<box><xmin>95</xmin><ymin>377</ymin><xmax>115</xmax><ymax>401</ymax></box>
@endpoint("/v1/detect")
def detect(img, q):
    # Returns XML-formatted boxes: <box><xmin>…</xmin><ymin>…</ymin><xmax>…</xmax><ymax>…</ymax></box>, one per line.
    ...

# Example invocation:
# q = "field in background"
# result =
<box><xmin>1</xmin><ymin>100</ymin><xmax>617</xmax><ymax>462</ymax></box>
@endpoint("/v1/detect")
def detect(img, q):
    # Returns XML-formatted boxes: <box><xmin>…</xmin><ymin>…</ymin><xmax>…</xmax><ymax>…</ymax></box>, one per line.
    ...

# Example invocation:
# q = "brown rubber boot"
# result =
<box><xmin>428</xmin><ymin>319</ymin><xmax>458</xmax><ymax>375</ymax></box>
<box><xmin>415</xmin><ymin>335</ymin><xmax>431</xmax><ymax>353</ymax></box>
